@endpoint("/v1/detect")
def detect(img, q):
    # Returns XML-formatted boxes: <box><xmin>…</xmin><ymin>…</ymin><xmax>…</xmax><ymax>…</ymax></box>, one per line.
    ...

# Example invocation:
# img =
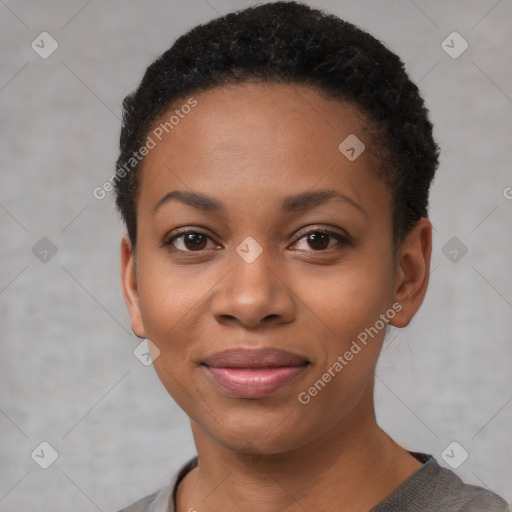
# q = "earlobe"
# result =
<box><xmin>120</xmin><ymin>235</ymin><xmax>146</xmax><ymax>338</ymax></box>
<box><xmin>389</xmin><ymin>218</ymin><xmax>432</xmax><ymax>328</ymax></box>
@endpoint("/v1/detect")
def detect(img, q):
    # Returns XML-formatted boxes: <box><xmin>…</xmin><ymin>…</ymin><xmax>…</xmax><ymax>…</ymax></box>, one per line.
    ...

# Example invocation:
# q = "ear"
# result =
<box><xmin>389</xmin><ymin>218</ymin><xmax>432</xmax><ymax>328</ymax></box>
<box><xmin>120</xmin><ymin>235</ymin><xmax>146</xmax><ymax>338</ymax></box>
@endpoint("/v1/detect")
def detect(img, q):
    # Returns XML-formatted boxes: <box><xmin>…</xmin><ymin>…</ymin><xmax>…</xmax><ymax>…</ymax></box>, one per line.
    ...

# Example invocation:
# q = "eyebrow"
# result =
<box><xmin>154</xmin><ymin>189</ymin><xmax>366</xmax><ymax>215</ymax></box>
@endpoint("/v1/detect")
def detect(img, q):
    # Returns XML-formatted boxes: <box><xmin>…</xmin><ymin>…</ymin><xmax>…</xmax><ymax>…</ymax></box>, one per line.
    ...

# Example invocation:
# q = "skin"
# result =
<box><xmin>121</xmin><ymin>82</ymin><xmax>432</xmax><ymax>512</ymax></box>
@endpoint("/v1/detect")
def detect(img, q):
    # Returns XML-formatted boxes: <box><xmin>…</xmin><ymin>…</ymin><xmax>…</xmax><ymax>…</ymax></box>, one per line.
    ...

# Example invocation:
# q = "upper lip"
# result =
<box><xmin>202</xmin><ymin>347</ymin><xmax>309</xmax><ymax>368</ymax></box>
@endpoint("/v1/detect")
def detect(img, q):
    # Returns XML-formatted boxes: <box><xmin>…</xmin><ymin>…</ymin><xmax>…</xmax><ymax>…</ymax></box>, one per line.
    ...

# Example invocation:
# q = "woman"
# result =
<box><xmin>114</xmin><ymin>2</ymin><xmax>509</xmax><ymax>510</ymax></box>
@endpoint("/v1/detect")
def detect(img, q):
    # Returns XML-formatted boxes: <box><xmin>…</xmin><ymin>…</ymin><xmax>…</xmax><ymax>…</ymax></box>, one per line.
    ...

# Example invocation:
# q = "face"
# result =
<box><xmin>121</xmin><ymin>82</ymin><xmax>431</xmax><ymax>455</ymax></box>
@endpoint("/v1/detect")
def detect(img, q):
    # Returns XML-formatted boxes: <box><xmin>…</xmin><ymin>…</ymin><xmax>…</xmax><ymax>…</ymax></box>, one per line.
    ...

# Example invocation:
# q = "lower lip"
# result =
<box><xmin>203</xmin><ymin>365</ymin><xmax>308</xmax><ymax>398</ymax></box>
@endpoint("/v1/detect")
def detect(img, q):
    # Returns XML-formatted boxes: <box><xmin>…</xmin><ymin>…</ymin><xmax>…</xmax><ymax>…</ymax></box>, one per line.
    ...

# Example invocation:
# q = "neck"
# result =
<box><xmin>176</xmin><ymin>392</ymin><xmax>422</xmax><ymax>512</ymax></box>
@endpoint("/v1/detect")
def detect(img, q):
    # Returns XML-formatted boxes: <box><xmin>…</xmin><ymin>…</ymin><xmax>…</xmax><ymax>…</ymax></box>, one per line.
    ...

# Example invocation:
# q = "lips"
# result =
<box><xmin>201</xmin><ymin>348</ymin><xmax>310</xmax><ymax>399</ymax></box>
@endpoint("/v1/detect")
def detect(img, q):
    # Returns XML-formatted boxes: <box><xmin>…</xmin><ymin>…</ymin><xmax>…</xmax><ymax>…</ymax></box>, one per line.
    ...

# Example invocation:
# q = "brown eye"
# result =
<box><xmin>292</xmin><ymin>229</ymin><xmax>348</xmax><ymax>252</ymax></box>
<box><xmin>165</xmin><ymin>231</ymin><xmax>218</xmax><ymax>252</ymax></box>
<box><xmin>306</xmin><ymin>232</ymin><xmax>330</xmax><ymax>250</ymax></box>
<box><xmin>182</xmin><ymin>232</ymin><xmax>207</xmax><ymax>250</ymax></box>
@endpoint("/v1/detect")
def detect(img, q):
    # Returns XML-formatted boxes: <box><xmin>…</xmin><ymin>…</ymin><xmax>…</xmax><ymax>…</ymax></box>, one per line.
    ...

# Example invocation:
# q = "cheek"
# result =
<box><xmin>135</xmin><ymin>250</ymin><xmax>221</xmax><ymax>391</ymax></box>
<box><xmin>292</xmin><ymin>255</ymin><xmax>394</xmax><ymax>339</ymax></box>
<box><xmin>141</xmin><ymin>278</ymin><xmax>206</xmax><ymax>414</ymax></box>
<box><xmin>289</xmin><ymin>251</ymin><xmax>394</xmax><ymax>396</ymax></box>
<box><xmin>293</xmin><ymin>276</ymin><xmax>388</xmax><ymax>429</ymax></box>
<box><xmin>137</xmin><ymin>252</ymin><xmax>211</xmax><ymax>341</ymax></box>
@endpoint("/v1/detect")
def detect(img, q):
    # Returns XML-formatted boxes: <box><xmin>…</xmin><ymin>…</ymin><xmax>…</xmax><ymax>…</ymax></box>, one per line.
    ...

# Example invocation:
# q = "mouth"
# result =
<box><xmin>201</xmin><ymin>347</ymin><xmax>310</xmax><ymax>399</ymax></box>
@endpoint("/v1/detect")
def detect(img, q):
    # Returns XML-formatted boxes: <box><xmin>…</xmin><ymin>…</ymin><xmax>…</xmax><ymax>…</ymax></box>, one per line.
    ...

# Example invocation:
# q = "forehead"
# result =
<box><xmin>137</xmin><ymin>82</ymin><xmax>390</xmax><ymax>222</ymax></box>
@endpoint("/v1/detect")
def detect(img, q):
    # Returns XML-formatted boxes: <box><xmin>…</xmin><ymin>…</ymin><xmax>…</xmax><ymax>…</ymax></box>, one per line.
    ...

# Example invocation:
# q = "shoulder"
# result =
<box><xmin>117</xmin><ymin>485</ymin><xmax>173</xmax><ymax>512</ymax></box>
<box><xmin>116</xmin><ymin>457</ymin><xmax>198</xmax><ymax>512</ymax></box>
<box><xmin>373</xmin><ymin>453</ymin><xmax>509</xmax><ymax>512</ymax></box>
<box><xmin>117</xmin><ymin>490</ymin><xmax>160</xmax><ymax>512</ymax></box>
<box><xmin>434</xmin><ymin>462</ymin><xmax>509</xmax><ymax>511</ymax></box>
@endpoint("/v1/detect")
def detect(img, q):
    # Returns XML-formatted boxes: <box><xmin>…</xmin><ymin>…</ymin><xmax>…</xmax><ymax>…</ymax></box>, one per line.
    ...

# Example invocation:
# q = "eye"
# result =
<box><xmin>164</xmin><ymin>230</ymin><xmax>220</xmax><ymax>252</ymax></box>
<box><xmin>163</xmin><ymin>227</ymin><xmax>350</xmax><ymax>254</ymax></box>
<box><xmin>291</xmin><ymin>228</ymin><xmax>349</xmax><ymax>251</ymax></box>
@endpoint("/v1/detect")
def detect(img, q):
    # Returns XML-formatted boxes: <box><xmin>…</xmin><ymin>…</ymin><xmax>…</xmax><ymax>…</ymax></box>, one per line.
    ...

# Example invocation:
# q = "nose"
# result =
<box><xmin>210</xmin><ymin>248</ymin><xmax>296</xmax><ymax>329</ymax></box>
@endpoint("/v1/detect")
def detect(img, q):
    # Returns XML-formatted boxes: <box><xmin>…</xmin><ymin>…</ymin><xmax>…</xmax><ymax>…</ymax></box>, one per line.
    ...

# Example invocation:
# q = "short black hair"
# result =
<box><xmin>114</xmin><ymin>0</ymin><xmax>439</xmax><ymax>247</ymax></box>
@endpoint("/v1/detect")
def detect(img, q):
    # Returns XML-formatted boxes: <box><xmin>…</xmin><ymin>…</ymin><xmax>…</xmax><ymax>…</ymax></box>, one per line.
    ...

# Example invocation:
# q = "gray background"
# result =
<box><xmin>1</xmin><ymin>0</ymin><xmax>511</xmax><ymax>510</ymax></box>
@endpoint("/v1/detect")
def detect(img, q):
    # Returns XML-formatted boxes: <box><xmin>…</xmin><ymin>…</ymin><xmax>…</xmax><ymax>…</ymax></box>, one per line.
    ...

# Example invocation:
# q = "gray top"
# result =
<box><xmin>118</xmin><ymin>453</ymin><xmax>509</xmax><ymax>512</ymax></box>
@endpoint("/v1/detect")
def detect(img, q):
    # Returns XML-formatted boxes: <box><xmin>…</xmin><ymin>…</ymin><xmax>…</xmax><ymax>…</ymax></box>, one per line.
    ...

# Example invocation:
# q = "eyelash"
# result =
<box><xmin>162</xmin><ymin>227</ymin><xmax>351</xmax><ymax>254</ymax></box>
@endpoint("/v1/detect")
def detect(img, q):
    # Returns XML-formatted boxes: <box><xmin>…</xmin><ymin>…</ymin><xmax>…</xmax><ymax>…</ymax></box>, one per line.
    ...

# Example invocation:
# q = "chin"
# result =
<box><xmin>196</xmin><ymin>406</ymin><xmax>316</xmax><ymax>455</ymax></box>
